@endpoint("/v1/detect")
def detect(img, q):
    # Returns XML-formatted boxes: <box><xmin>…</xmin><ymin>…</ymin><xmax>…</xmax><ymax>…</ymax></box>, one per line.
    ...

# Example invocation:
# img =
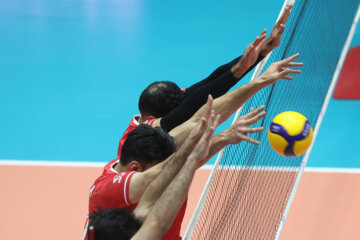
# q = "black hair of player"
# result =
<box><xmin>88</xmin><ymin>208</ymin><xmax>141</xmax><ymax>240</ymax></box>
<box><xmin>120</xmin><ymin>124</ymin><xmax>176</xmax><ymax>168</ymax></box>
<box><xmin>138</xmin><ymin>81</ymin><xmax>185</xmax><ymax>118</ymax></box>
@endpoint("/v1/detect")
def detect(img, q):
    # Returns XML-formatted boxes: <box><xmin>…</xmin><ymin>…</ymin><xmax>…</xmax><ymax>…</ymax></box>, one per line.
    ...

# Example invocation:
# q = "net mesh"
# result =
<box><xmin>188</xmin><ymin>0</ymin><xmax>359</xmax><ymax>239</ymax></box>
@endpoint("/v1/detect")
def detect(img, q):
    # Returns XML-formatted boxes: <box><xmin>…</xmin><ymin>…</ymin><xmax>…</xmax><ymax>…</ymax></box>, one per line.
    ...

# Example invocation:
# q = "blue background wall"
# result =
<box><xmin>1</xmin><ymin>0</ymin><xmax>359</xmax><ymax>167</ymax></box>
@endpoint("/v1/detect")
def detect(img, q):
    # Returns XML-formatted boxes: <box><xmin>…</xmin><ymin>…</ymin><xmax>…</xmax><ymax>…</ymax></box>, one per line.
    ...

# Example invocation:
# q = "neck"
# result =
<box><xmin>139</xmin><ymin>114</ymin><xmax>155</xmax><ymax>124</ymax></box>
<box><xmin>114</xmin><ymin>161</ymin><xmax>127</xmax><ymax>173</ymax></box>
<box><xmin>139</xmin><ymin>114</ymin><xmax>147</xmax><ymax>124</ymax></box>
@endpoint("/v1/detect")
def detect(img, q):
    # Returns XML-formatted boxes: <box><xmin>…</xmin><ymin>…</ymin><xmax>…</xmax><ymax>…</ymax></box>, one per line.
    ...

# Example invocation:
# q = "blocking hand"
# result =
<box><xmin>261</xmin><ymin>4</ymin><xmax>293</xmax><ymax>56</ymax></box>
<box><xmin>225</xmin><ymin>106</ymin><xmax>266</xmax><ymax>145</ymax></box>
<box><xmin>231</xmin><ymin>29</ymin><xmax>267</xmax><ymax>78</ymax></box>
<box><xmin>255</xmin><ymin>53</ymin><xmax>303</xmax><ymax>88</ymax></box>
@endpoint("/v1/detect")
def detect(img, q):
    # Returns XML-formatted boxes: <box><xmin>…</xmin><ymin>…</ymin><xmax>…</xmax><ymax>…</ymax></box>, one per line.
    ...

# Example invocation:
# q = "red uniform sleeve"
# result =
<box><xmin>85</xmin><ymin>170</ymin><xmax>137</xmax><ymax>240</ymax></box>
<box><xmin>112</xmin><ymin>171</ymin><xmax>137</xmax><ymax>206</ymax></box>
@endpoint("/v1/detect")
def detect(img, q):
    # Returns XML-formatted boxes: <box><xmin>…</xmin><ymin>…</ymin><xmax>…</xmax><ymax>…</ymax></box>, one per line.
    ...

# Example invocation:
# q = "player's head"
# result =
<box><xmin>138</xmin><ymin>81</ymin><xmax>185</xmax><ymax>118</ymax></box>
<box><xmin>88</xmin><ymin>208</ymin><xmax>141</xmax><ymax>240</ymax></box>
<box><xmin>120</xmin><ymin>124</ymin><xmax>176</xmax><ymax>171</ymax></box>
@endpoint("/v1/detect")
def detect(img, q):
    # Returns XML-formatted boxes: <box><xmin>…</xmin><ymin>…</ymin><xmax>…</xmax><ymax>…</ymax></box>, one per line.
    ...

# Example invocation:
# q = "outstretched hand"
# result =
<box><xmin>261</xmin><ymin>4</ymin><xmax>293</xmax><ymax>56</ymax></box>
<box><xmin>189</xmin><ymin>108</ymin><xmax>220</xmax><ymax>168</ymax></box>
<box><xmin>255</xmin><ymin>53</ymin><xmax>303</xmax><ymax>87</ymax></box>
<box><xmin>224</xmin><ymin>106</ymin><xmax>266</xmax><ymax>145</ymax></box>
<box><xmin>181</xmin><ymin>95</ymin><xmax>214</xmax><ymax>154</ymax></box>
<box><xmin>231</xmin><ymin>29</ymin><xmax>267</xmax><ymax>78</ymax></box>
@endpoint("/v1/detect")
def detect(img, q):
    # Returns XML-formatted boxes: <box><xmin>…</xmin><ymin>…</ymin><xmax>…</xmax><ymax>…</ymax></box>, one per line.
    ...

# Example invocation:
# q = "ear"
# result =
<box><xmin>128</xmin><ymin>161</ymin><xmax>144</xmax><ymax>172</ymax></box>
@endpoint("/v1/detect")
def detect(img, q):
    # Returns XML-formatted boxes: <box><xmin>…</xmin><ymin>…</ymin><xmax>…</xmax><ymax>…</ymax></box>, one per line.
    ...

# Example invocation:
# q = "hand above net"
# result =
<box><xmin>261</xmin><ymin>4</ymin><xmax>293</xmax><ymax>56</ymax></box>
<box><xmin>231</xmin><ymin>29</ymin><xmax>267</xmax><ymax>78</ymax></box>
<box><xmin>222</xmin><ymin>105</ymin><xmax>266</xmax><ymax>145</ymax></box>
<box><xmin>254</xmin><ymin>53</ymin><xmax>303</xmax><ymax>88</ymax></box>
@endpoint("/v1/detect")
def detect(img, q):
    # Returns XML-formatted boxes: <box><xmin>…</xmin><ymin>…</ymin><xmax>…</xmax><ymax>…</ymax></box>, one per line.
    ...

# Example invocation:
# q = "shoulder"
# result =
<box><xmin>103</xmin><ymin>158</ymin><xmax>120</xmax><ymax>173</ymax></box>
<box><xmin>90</xmin><ymin>170</ymin><xmax>137</xmax><ymax>208</ymax></box>
<box><xmin>129</xmin><ymin>114</ymin><xmax>157</xmax><ymax>127</ymax></box>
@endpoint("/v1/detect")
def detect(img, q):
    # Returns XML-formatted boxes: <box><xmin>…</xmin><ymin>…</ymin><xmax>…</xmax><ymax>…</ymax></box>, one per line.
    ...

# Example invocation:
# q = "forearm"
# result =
<box><xmin>129</xmin><ymin>156</ymin><xmax>171</xmax><ymax>204</ymax></box>
<box><xmin>160</xmin><ymin>71</ymin><xmax>237</xmax><ymax>132</ymax></box>
<box><xmin>215</xmin><ymin>81</ymin><xmax>262</xmax><ymax>124</ymax></box>
<box><xmin>196</xmin><ymin>132</ymin><xmax>229</xmax><ymax>168</ymax></box>
<box><xmin>135</xmin><ymin>134</ymin><xmax>195</xmax><ymax>212</ymax></box>
<box><xmin>168</xmin><ymin>80</ymin><xmax>263</xmax><ymax>148</ymax></box>
<box><xmin>231</xmin><ymin>53</ymin><xmax>265</xmax><ymax>79</ymax></box>
<box><xmin>192</xmin><ymin>80</ymin><xmax>263</xmax><ymax>126</ymax></box>
<box><xmin>185</xmin><ymin>56</ymin><xmax>242</xmax><ymax>96</ymax></box>
<box><xmin>142</xmin><ymin>157</ymin><xmax>197</xmax><ymax>237</ymax></box>
<box><xmin>160</xmin><ymin>55</ymin><xmax>265</xmax><ymax>133</ymax></box>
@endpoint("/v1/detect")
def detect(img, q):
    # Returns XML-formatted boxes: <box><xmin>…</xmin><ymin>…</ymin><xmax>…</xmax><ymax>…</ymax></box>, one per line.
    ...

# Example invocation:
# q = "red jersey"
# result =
<box><xmin>84</xmin><ymin>160</ymin><xmax>186</xmax><ymax>240</ymax></box>
<box><xmin>83</xmin><ymin>159</ymin><xmax>136</xmax><ymax>240</ymax></box>
<box><xmin>117</xmin><ymin>114</ymin><xmax>156</xmax><ymax>157</ymax></box>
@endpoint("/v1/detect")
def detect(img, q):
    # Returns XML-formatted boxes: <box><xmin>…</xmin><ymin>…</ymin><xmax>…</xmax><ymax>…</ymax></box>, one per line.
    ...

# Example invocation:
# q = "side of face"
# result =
<box><xmin>120</xmin><ymin>125</ymin><xmax>176</xmax><ymax>171</ymax></box>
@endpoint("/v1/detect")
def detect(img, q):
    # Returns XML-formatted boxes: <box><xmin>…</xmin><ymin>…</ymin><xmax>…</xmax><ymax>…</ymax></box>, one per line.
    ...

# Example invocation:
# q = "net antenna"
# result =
<box><xmin>184</xmin><ymin>0</ymin><xmax>360</xmax><ymax>239</ymax></box>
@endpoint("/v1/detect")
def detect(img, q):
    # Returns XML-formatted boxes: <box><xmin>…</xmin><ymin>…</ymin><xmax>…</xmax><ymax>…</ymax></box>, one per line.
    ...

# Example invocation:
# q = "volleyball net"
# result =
<box><xmin>184</xmin><ymin>0</ymin><xmax>360</xmax><ymax>239</ymax></box>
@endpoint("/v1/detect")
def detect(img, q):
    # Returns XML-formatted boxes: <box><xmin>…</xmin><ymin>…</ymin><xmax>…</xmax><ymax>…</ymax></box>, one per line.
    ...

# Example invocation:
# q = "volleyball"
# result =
<box><xmin>268</xmin><ymin>111</ymin><xmax>313</xmax><ymax>157</ymax></box>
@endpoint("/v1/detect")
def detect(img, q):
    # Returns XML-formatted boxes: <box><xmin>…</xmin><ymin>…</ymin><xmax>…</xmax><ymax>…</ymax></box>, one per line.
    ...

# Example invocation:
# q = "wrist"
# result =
<box><xmin>231</xmin><ymin>65</ymin><xmax>246</xmax><ymax>79</ymax></box>
<box><xmin>249</xmin><ymin>79</ymin><xmax>264</xmax><ymax>91</ymax></box>
<box><xmin>185</xmin><ymin>155</ymin><xmax>199</xmax><ymax>169</ymax></box>
<box><xmin>261</xmin><ymin>42</ymin><xmax>271</xmax><ymax>56</ymax></box>
<box><xmin>214</xmin><ymin>131</ymin><xmax>233</xmax><ymax>147</ymax></box>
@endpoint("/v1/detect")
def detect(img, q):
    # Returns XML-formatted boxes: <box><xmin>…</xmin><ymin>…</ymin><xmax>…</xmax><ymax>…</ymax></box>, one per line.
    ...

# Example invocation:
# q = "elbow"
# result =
<box><xmin>150</xmin><ymin>218</ymin><xmax>169</xmax><ymax>235</ymax></box>
<box><xmin>134</xmin><ymin>204</ymin><xmax>152</xmax><ymax>223</ymax></box>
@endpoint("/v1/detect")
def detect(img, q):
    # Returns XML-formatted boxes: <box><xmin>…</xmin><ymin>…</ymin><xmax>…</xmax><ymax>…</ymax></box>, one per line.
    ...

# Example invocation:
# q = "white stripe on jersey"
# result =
<box><xmin>123</xmin><ymin>171</ymin><xmax>136</xmax><ymax>205</ymax></box>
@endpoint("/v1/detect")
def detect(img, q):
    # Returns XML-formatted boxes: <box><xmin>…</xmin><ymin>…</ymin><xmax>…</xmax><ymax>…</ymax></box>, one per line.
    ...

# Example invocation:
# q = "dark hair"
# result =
<box><xmin>88</xmin><ymin>208</ymin><xmax>141</xmax><ymax>240</ymax></box>
<box><xmin>138</xmin><ymin>81</ymin><xmax>185</xmax><ymax>118</ymax></box>
<box><xmin>120</xmin><ymin>125</ymin><xmax>176</xmax><ymax>167</ymax></box>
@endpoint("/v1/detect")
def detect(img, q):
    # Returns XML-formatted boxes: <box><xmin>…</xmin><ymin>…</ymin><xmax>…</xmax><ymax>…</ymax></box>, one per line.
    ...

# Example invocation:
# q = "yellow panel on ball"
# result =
<box><xmin>268</xmin><ymin>111</ymin><xmax>313</xmax><ymax>157</ymax></box>
<box><xmin>293</xmin><ymin>127</ymin><xmax>313</xmax><ymax>156</ymax></box>
<box><xmin>272</xmin><ymin>111</ymin><xmax>308</xmax><ymax>136</ymax></box>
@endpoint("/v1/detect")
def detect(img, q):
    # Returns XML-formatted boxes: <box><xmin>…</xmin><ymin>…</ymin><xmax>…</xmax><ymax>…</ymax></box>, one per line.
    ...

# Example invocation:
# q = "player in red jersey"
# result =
<box><xmin>87</xmin><ymin>95</ymin><xmax>266</xmax><ymax>240</ymax></box>
<box><xmin>85</xmin><ymin>51</ymin><xmax>303</xmax><ymax>240</ymax></box>
<box><xmin>116</xmin><ymin>29</ymin><xmax>266</xmax><ymax>156</ymax></box>
<box><xmin>117</xmin><ymin>4</ymin><xmax>293</xmax><ymax>156</ymax></box>
<box><xmin>85</xmin><ymin>99</ymin><xmax>266</xmax><ymax>240</ymax></box>
<box><xmin>87</xmin><ymin>101</ymin><xmax>220</xmax><ymax>240</ymax></box>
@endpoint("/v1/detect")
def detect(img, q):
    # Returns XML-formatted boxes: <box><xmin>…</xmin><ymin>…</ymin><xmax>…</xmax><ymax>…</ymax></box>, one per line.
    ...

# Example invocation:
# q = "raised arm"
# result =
<box><xmin>129</xmin><ymin>96</ymin><xmax>212</xmax><ymax>203</ymax></box>
<box><xmin>196</xmin><ymin>105</ymin><xmax>266</xmax><ymax>168</ymax></box>
<box><xmin>153</xmin><ymin>30</ymin><xmax>267</xmax><ymax>132</ymax></box>
<box><xmin>261</xmin><ymin>4</ymin><xmax>293</xmax><ymax>57</ymax></box>
<box><xmin>169</xmin><ymin>53</ymin><xmax>302</xmax><ymax>146</ymax></box>
<box><xmin>184</xmin><ymin>29</ymin><xmax>267</xmax><ymax>97</ymax></box>
<box><xmin>131</xmin><ymin>98</ymin><xmax>215</xmax><ymax>217</ymax></box>
<box><xmin>132</xmin><ymin>108</ymin><xmax>219</xmax><ymax>240</ymax></box>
